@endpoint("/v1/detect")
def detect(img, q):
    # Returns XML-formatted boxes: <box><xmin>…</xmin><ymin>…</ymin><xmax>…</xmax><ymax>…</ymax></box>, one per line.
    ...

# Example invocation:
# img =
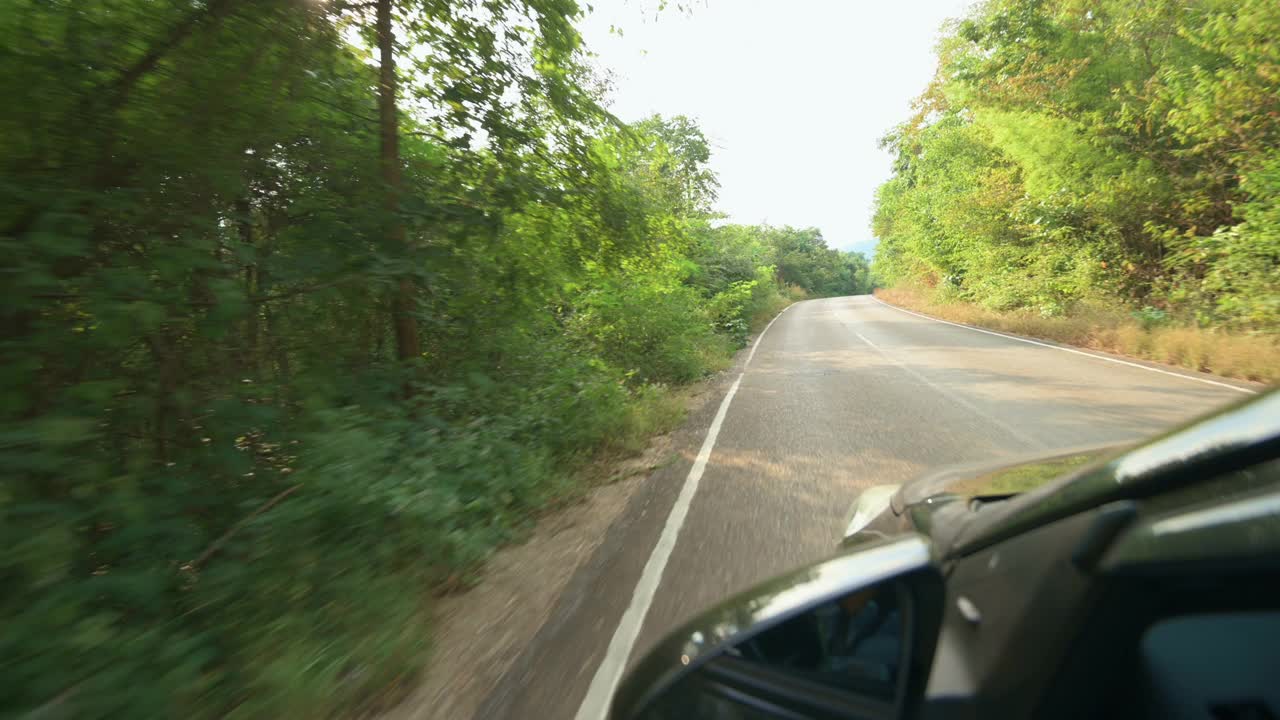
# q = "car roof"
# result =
<box><xmin>945</xmin><ymin>388</ymin><xmax>1280</xmax><ymax>560</ymax></box>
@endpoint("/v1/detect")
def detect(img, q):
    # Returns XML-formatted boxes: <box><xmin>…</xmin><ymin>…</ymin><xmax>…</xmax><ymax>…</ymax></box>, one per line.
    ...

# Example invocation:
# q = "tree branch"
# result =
<box><xmin>182</xmin><ymin>484</ymin><xmax>302</xmax><ymax>573</ymax></box>
<box><xmin>100</xmin><ymin>0</ymin><xmax>239</xmax><ymax>114</ymax></box>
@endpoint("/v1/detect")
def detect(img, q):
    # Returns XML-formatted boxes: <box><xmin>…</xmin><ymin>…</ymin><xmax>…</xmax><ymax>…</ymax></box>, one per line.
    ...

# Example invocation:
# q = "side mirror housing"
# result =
<box><xmin>612</xmin><ymin>535</ymin><xmax>945</xmax><ymax>720</ymax></box>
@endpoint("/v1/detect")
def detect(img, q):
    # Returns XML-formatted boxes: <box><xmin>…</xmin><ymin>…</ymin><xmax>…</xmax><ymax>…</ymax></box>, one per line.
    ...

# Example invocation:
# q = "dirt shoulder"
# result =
<box><xmin>373</xmin><ymin>380</ymin><xmax>724</xmax><ymax>720</ymax></box>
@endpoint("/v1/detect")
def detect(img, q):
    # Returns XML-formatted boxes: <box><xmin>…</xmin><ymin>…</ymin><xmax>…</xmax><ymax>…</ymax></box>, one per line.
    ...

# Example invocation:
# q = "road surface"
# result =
<box><xmin>476</xmin><ymin>295</ymin><xmax>1254</xmax><ymax>719</ymax></box>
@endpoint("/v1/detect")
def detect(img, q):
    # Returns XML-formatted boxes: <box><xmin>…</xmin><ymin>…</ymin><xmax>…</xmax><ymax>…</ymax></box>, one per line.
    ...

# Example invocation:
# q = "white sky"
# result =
<box><xmin>577</xmin><ymin>0</ymin><xmax>974</xmax><ymax>253</ymax></box>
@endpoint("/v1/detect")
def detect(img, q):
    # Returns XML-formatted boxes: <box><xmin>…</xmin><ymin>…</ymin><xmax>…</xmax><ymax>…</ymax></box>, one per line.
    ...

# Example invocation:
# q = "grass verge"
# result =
<box><xmin>875</xmin><ymin>286</ymin><xmax>1277</xmax><ymax>384</ymax></box>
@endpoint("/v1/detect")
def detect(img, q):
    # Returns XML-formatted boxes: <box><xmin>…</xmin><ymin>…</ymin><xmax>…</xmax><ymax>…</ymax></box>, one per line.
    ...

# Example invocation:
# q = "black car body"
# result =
<box><xmin>613</xmin><ymin>389</ymin><xmax>1280</xmax><ymax>720</ymax></box>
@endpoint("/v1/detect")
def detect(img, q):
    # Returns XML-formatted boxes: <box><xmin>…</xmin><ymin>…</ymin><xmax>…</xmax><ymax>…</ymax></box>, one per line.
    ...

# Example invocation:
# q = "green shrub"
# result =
<box><xmin>602</xmin><ymin>384</ymin><xmax>689</xmax><ymax>455</ymax></box>
<box><xmin>1132</xmin><ymin>306</ymin><xmax>1170</xmax><ymax>331</ymax></box>
<box><xmin>570</xmin><ymin>279</ymin><xmax>731</xmax><ymax>385</ymax></box>
<box><xmin>0</xmin><ymin>4</ymin><xmax>800</xmax><ymax>713</ymax></box>
<box><xmin>706</xmin><ymin>280</ymin><xmax>757</xmax><ymax>343</ymax></box>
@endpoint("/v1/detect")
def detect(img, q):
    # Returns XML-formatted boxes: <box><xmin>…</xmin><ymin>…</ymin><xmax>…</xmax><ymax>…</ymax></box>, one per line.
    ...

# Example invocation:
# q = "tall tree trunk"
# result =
<box><xmin>264</xmin><ymin>304</ymin><xmax>291</xmax><ymax>399</ymax></box>
<box><xmin>376</xmin><ymin>0</ymin><xmax>421</xmax><ymax>369</ymax></box>
<box><xmin>237</xmin><ymin>197</ymin><xmax>260</xmax><ymax>379</ymax></box>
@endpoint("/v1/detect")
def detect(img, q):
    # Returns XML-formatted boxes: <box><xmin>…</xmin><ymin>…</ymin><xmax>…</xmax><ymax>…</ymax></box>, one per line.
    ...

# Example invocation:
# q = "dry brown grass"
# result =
<box><xmin>784</xmin><ymin>284</ymin><xmax>810</xmax><ymax>302</ymax></box>
<box><xmin>875</xmin><ymin>286</ymin><xmax>1278</xmax><ymax>384</ymax></box>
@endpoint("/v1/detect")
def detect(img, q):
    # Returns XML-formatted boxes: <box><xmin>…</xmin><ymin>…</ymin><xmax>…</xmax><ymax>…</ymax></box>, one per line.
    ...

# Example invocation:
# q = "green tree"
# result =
<box><xmin>873</xmin><ymin>0</ymin><xmax>1280</xmax><ymax>327</ymax></box>
<box><xmin>2</xmin><ymin>0</ymin><xmax>839</xmax><ymax>711</ymax></box>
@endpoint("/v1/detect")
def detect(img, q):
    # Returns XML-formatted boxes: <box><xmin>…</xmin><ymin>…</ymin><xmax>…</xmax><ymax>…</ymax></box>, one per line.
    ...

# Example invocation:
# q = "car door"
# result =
<box><xmin>1033</xmin><ymin>457</ymin><xmax>1280</xmax><ymax>720</ymax></box>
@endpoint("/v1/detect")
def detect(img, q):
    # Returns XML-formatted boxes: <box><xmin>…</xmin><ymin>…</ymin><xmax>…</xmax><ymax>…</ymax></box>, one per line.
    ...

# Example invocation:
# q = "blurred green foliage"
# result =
<box><xmin>873</xmin><ymin>0</ymin><xmax>1280</xmax><ymax>330</ymax></box>
<box><xmin>0</xmin><ymin>1</ymin><xmax>867</xmax><ymax>716</ymax></box>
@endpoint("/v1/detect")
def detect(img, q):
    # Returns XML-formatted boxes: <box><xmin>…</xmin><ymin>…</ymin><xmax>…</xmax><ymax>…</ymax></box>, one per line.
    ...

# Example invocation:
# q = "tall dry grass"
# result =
<box><xmin>875</xmin><ymin>286</ymin><xmax>1277</xmax><ymax>384</ymax></box>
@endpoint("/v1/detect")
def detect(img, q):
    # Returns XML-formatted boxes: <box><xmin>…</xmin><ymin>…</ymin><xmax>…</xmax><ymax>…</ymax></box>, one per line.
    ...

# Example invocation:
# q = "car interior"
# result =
<box><xmin>1041</xmin><ymin>460</ymin><xmax>1280</xmax><ymax>720</ymax></box>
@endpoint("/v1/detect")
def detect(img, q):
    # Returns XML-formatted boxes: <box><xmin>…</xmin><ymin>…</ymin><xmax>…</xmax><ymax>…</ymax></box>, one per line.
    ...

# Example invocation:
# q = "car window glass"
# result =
<box><xmin>1138</xmin><ymin>612</ymin><xmax>1280</xmax><ymax>720</ymax></box>
<box><xmin>732</xmin><ymin>582</ymin><xmax>905</xmax><ymax>700</ymax></box>
<box><xmin>637</xmin><ymin>580</ymin><xmax>911</xmax><ymax>719</ymax></box>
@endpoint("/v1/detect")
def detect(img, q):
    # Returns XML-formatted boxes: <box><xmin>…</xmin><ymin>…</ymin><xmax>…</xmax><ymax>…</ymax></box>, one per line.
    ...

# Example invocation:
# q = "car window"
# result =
<box><xmin>638</xmin><ymin>583</ymin><xmax>910</xmax><ymax>720</ymax></box>
<box><xmin>1035</xmin><ymin>458</ymin><xmax>1280</xmax><ymax>720</ymax></box>
<box><xmin>733</xmin><ymin>584</ymin><xmax>904</xmax><ymax>700</ymax></box>
<box><xmin>1137</xmin><ymin>613</ymin><xmax>1280</xmax><ymax>720</ymax></box>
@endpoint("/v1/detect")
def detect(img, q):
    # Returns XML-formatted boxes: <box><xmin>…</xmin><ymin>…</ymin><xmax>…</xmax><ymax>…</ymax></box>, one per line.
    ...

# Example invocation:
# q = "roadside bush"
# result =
<box><xmin>0</xmin><ymin>378</ymin><xmax>517</xmax><ymax>716</ymax></box>
<box><xmin>784</xmin><ymin>284</ymin><xmax>810</xmax><ymax>302</ymax></box>
<box><xmin>1132</xmin><ymin>306</ymin><xmax>1170</xmax><ymax>331</ymax></box>
<box><xmin>1173</xmin><ymin>156</ymin><xmax>1280</xmax><ymax>330</ymax></box>
<box><xmin>570</xmin><ymin>278</ymin><xmax>732</xmax><ymax>385</ymax></box>
<box><xmin>706</xmin><ymin>279</ymin><xmax>758</xmax><ymax>343</ymax></box>
<box><xmin>1</xmin><ymin>343</ymin><xmax>662</xmax><ymax>720</ymax></box>
<box><xmin>749</xmin><ymin>289</ymin><xmax>793</xmax><ymax>330</ymax></box>
<box><xmin>601</xmin><ymin>383</ymin><xmax>689</xmax><ymax>455</ymax></box>
<box><xmin>0</xmin><ymin>2</ymin><xmax>802</xmax><ymax>712</ymax></box>
<box><xmin>700</xmin><ymin>263</ymin><xmax>792</xmax><ymax>343</ymax></box>
<box><xmin>741</xmin><ymin>266</ymin><xmax>793</xmax><ymax>330</ymax></box>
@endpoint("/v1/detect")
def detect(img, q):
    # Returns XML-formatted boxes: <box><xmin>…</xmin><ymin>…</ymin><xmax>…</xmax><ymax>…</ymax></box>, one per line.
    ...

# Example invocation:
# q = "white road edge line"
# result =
<box><xmin>573</xmin><ymin>303</ymin><xmax>794</xmax><ymax>720</ymax></box>
<box><xmin>869</xmin><ymin>296</ymin><xmax>1256</xmax><ymax>395</ymax></box>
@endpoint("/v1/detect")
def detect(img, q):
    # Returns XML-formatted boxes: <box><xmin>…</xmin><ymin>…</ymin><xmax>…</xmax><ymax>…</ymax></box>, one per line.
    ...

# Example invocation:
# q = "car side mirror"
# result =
<box><xmin>611</xmin><ymin>536</ymin><xmax>944</xmax><ymax>720</ymax></box>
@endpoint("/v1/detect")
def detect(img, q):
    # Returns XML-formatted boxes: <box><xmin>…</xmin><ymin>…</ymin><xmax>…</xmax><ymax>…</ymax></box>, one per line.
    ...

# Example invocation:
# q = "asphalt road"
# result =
<box><xmin>476</xmin><ymin>295</ymin><xmax>1254</xmax><ymax>720</ymax></box>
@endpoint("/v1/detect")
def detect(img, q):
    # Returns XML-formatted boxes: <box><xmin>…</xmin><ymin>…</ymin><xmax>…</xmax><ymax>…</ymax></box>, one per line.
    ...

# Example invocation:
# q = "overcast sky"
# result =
<box><xmin>576</xmin><ymin>0</ymin><xmax>974</xmax><ymax>253</ymax></box>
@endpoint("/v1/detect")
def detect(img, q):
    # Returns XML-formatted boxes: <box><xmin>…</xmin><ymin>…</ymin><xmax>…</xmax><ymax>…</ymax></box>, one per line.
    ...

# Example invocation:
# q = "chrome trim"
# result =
<box><xmin>843</xmin><ymin>484</ymin><xmax>900</xmax><ymax>542</ymax></box>
<box><xmin>678</xmin><ymin>535</ymin><xmax>934</xmax><ymax>662</ymax></box>
<box><xmin>745</xmin><ymin>535</ymin><xmax>933</xmax><ymax>627</ymax></box>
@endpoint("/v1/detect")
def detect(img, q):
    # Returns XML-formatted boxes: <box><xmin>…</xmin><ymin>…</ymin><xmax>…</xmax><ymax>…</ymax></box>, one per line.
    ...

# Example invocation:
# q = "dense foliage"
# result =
<box><xmin>873</xmin><ymin>0</ymin><xmax>1280</xmax><ymax>329</ymax></box>
<box><xmin>0</xmin><ymin>1</ymin><xmax>865</xmax><ymax>716</ymax></box>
